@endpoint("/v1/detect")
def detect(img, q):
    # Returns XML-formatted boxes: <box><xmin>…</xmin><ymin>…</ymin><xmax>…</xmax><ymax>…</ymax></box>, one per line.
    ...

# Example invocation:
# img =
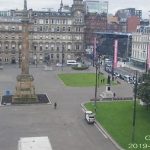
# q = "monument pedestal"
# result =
<box><xmin>100</xmin><ymin>84</ymin><xmax>113</xmax><ymax>100</ymax></box>
<box><xmin>12</xmin><ymin>74</ymin><xmax>37</xmax><ymax>104</ymax></box>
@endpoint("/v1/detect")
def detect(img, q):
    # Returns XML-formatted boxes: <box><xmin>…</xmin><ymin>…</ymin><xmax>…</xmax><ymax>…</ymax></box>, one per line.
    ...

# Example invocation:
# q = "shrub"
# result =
<box><xmin>72</xmin><ymin>65</ymin><xmax>89</xmax><ymax>70</ymax></box>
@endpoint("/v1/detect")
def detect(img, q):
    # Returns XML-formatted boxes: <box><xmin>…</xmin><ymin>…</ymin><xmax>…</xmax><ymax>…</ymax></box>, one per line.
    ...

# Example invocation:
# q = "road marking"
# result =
<box><xmin>82</xmin><ymin>108</ymin><xmax>85</xmax><ymax>112</ymax></box>
<box><xmin>94</xmin><ymin>123</ymin><xmax>108</xmax><ymax>139</ymax></box>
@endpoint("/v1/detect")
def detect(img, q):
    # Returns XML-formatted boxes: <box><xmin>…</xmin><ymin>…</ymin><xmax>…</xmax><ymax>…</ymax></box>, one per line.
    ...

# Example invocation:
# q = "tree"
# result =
<box><xmin>137</xmin><ymin>71</ymin><xmax>150</xmax><ymax>110</ymax></box>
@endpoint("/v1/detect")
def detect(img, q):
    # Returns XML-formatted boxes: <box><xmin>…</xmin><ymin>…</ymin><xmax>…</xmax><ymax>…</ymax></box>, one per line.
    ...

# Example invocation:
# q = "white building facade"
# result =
<box><xmin>0</xmin><ymin>0</ymin><xmax>85</xmax><ymax>64</ymax></box>
<box><xmin>131</xmin><ymin>26</ymin><xmax>150</xmax><ymax>69</ymax></box>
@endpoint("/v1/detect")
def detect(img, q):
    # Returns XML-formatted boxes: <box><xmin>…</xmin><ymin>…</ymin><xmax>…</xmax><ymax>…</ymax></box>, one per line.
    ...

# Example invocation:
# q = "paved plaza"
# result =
<box><xmin>0</xmin><ymin>65</ymin><xmax>133</xmax><ymax>150</ymax></box>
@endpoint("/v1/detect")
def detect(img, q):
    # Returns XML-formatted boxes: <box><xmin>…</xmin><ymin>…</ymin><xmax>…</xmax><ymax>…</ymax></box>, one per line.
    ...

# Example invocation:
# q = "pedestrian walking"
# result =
<box><xmin>54</xmin><ymin>102</ymin><xmax>57</xmax><ymax>109</ymax></box>
<box><xmin>113</xmin><ymin>92</ymin><xmax>116</xmax><ymax>98</ymax></box>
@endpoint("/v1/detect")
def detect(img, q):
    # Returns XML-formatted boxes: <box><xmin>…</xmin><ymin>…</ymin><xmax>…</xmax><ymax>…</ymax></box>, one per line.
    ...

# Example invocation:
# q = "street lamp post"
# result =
<box><xmin>146</xmin><ymin>42</ymin><xmax>150</xmax><ymax>73</ymax></box>
<box><xmin>132</xmin><ymin>70</ymin><xmax>138</xmax><ymax>143</ymax></box>
<box><xmin>145</xmin><ymin>59</ymin><xmax>148</xmax><ymax>73</ymax></box>
<box><xmin>94</xmin><ymin>63</ymin><xmax>98</xmax><ymax>113</ymax></box>
<box><xmin>19</xmin><ymin>49</ymin><xmax>21</xmax><ymax>68</ymax></box>
<box><xmin>143</xmin><ymin>48</ymin><xmax>148</xmax><ymax>73</ymax></box>
<box><xmin>111</xmin><ymin>61</ymin><xmax>114</xmax><ymax>81</ymax></box>
<box><xmin>126</xmin><ymin>34</ymin><xmax>131</xmax><ymax>59</ymax></box>
<box><xmin>61</xmin><ymin>45</ymin><xmax>64</xmax><ymax>71</ymax></box>
<box><xmin>97</xmin><ymin>55</ymin><xmax>101</xmax><ymax>87</ymax></box>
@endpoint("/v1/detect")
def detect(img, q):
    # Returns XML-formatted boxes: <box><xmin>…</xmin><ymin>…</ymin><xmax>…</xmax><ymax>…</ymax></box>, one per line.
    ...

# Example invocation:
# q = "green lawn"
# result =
<box><xmin>85</xmin><ymin>101</ymin><xmax>150</xmax><ymax>150</ymax></box>
<box><xmin>58</xmin><ymin>73</ymin><xmax>115</xmax><ymax>87</ymax></box>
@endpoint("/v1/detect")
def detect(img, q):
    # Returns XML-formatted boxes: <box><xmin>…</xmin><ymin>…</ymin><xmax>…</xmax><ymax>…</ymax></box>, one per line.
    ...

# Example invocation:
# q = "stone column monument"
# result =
<box><xmin>12</xmin><ymin>0</ymin><xmax>37</xmax><ymax>103</ymax></box>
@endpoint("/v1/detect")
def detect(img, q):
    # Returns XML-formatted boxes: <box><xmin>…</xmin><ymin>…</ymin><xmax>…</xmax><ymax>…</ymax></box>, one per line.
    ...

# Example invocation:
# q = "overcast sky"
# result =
<box><xmin>0</xmin><ymin>0</ymin><xmax>149</xmax><ymax>18</ymax></box>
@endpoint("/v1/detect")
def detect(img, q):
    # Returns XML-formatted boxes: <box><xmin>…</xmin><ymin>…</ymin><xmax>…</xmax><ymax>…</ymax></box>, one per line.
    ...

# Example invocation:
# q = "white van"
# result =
<box><xmin>85</xmin><ymin>111</ymin><xmax>95</xmax><ymax>124</ymax></box>
<box><xmin>123</xmin><ymin>75</ymin><xmax>131</xmax><ymax>83</ymax></box>
<box><xmin>67</xmin><ymin>60</ymin><xmax>77</xmax><ymax>66</ymax></box>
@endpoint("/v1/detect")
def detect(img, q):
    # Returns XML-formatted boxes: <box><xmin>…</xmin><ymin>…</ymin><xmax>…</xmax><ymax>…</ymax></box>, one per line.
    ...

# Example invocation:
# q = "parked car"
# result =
<box><xmin>66</xmin><ymin>60</ymin><xmax>78</xmax><ymax>66</ymax></box>
<box><xmin>56</xmin><ymin>63</ymin><xmax>63</xmax><ymax>67</ymax></box>
<box><xmin>56</xmin><ymin>63</ymin><xmax>66</xmax><ymax>67</ymax></box>
<box><xmin>85</xmin><ymin>111</ymin><xmax>95</xmax><ymax>124</ymax></box>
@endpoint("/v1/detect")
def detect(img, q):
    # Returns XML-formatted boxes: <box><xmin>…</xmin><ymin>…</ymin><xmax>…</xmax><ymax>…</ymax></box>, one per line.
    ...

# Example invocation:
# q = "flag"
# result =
<box><xmin>113</xmin><ymin>39</ymin><xmax>118</xmax><ymax>68</ymax></box>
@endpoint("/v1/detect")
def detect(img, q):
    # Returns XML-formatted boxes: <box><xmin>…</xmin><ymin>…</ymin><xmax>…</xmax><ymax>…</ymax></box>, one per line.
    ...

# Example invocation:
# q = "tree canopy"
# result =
<box><xmin>137</xmin><ymin>71</ymin><xmax>150</xmax><ymax>109</ymax></box>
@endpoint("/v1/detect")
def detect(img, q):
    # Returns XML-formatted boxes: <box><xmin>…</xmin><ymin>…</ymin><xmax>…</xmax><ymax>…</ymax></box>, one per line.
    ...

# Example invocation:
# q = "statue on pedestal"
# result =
<box><xmin>107</xmin><ymin>75</ymin><xmax>111</xmax><ymax>85</ymax></box>
<box><xmin>100</xmin><ymin>75</ymin><xmax>113</xmax><ymax>100</ymax></box>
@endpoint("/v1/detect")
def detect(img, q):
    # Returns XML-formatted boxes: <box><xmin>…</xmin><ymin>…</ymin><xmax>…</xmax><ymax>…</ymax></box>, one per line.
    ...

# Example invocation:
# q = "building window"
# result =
<box><xmin>12</xmin><ymin>26</ymin><xmax>15</xmax><ymax>30</ymax></box>
<box><xmin>76</xmin><ymin>44</ymin><xmax>79</xmax><ymax>50</ymax></box>
<box><xmin>68</xmin><ymin>20</ymin><xmax>72</xmax><ymax>25</ymax></box>
<box><xmin>56</xmin><ymin>20</ymin><xmax>60</xmax><ymax>24</ymax></box>
<box><xmin>63</xmin><ymin>27</ymin><xmax>65</xmax><ymax>31</ymax></box>
<box><xmin>18</xmin><ymin>44</ymin><xmax>22</xmax><ymax>50</ymax></box>
<box><xmin>34</xmin><ymin>27</ymin><xmax>37</xmax><ymax>31</ymax></box>
<box><xmin>63</xmin><ymin>36</ymin><xmax>67</xmax><ymax>40</ymax></box>
<box><xmin>40</xmin><ymin>45</ymin><xmax>42</xmax><ymax>51</ymax></box>
<box><xmin>56</xmin><ymin>46</ymin><xmax>59</xmax><ymax>51</ymax></box>
<box><xmin>76</xmin><ymin>27</ymin><xmax>80</xmax><ymax>32</ymax></box>
<box><xmin>67</xmin><ymin>45</ymin><xmax>71</xmax><ymax>51</ymax></box>
<box><xmin>57</xmin><ymin>54</ymin><xmax>59</xmax><ymax>59</ymax></box>
<box><xmin>51</xmin><ymin>19</ymin><xmax>54</xmax><ymax>24</ymax></box>
<box><xmin>63</xmin><ymin>19</ymin><xmax>66</xmax><ymax>24</ymax></box>
<box><xmin>19</xmin><ymin>36</ymin><xmax>22</xmax><ymax>39</ymax></box>
<box><xmin>57</xmin><ymin>27</ymin><xmax>60</xmax><ymax>32</ymax></box>
<box><xmin>45</xmin><ymin>26</ymin><xmax>48</xmax><ymax>31</ymax></box>
<box><xmin>51</xmin><ymin>27</ymin><xmax>54</xmax><ymax>32</ymax></box>
<box><xmin>19</xmin><ymin>26</ymin><xmax>22</xmax><ymax>30</ymax></box>
<box><xmin>4</xmin><ymin>58</ymin><xmax>9</xmax><ymax>62</ymax></box>
<box><xmin>45</xmin><ymin>45</ymin><xmax>49</xmax><ymax>49</ymax></box>
<box><xmin>11</xmin><ymin>50</ymin><xmax>16</xmax><ymax>54</ymax></box>
<box><xmin>45</xmin><ymin>19</ymin><xmax>49</xmax><ymax>24</ymax></box>
<box><xmin>12</xmin><ymin>44</ymin><xmax>16</xmax><ymax>49</ymax></box>
<box><xmin>5</xmin><ymin>45</ymin><xmax>8</xmax><ymax>49</ymax></box>
<box><xmin>68</xmin><ymin>27</ymin><xmax>71</xmax><ymax>32</ymax></box>
<box><xmin>40</xmin><ymin>26</ymin><xmax>43</xmax><ymax>31</ymax></box>
<box><xmin>51</xmin><ymin>47</ymin><xmax>54</xmax><ymax>51</ymax></box>
<box><xmin>39</xmin><ymin>19</ymin><xmax>44</xmax><ymax>24</ymax></box>
<box><xmin>34</xmin><ymin>46</ymin><xmax>37</xmax><ymax>50</ymax></box>
<box><xmin>51</xmin><ymin>54</ymin><xmax>53</xmax><ymax>59</ymax></box>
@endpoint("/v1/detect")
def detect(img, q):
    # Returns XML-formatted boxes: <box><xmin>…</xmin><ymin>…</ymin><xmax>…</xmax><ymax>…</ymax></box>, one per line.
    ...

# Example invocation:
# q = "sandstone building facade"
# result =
<box><xmin>0</xmin><ymin>0</ymin><xmax>85</xmax><ymax>64</ymax></box>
